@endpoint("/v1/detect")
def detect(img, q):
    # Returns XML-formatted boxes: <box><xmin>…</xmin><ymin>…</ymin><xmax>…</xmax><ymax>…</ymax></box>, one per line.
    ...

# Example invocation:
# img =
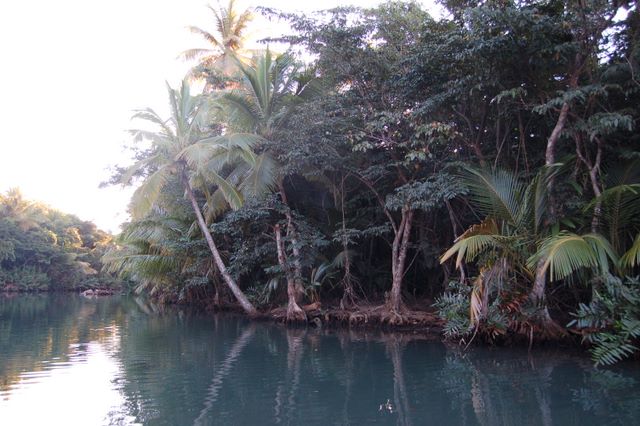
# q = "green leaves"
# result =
<box><xmin>529</xmin><ymin>233</ymin><xmax>618</xmax><ymax>282</ymax></box>
<box><xmin>621</xmin><ymin>235</ymin><xmax>640</xmax><ymax>270</ymax></box>
<box><xmin>441</xmin><ymin>219</ymin><xmax>500</xmax><ymax>268</ymax></box>
<box><xmin>385</xmin><ymin>172</ymin><xmax>467</xmax><ymax>212</ymax></box>
<box><xmin>130</xmin><ymin>165</ymin><xmax>173</xmax><ymax>220</ymax></box>
<box><xmin>569</xmin><ymin>276</ymin><xmax>640</xmax><ymax>366</ymax></box>
<box><xmin>462</xmin><ymin>168</ymin><xmax>524</xmax><ymax>226</ymax></box>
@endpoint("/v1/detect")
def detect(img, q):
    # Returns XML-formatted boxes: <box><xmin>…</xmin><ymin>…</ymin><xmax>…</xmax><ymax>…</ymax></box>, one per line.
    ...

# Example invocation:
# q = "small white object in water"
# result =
<box><xmin>379</xmin><ymin>399</ymin><xmax>394</xmax><ymax>413</ymax></box>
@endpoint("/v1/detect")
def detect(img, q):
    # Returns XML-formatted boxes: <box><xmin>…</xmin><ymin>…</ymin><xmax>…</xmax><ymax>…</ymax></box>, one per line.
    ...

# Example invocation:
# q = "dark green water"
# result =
<box><xmin>1</xmin><ymin>295</ymin><xmax>640</xmax><ymax>425</ymax></box>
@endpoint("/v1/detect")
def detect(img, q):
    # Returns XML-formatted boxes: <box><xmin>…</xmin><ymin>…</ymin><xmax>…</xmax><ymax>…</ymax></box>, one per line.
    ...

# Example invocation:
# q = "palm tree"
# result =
<box><xmin>121</xmin><ymin>78</ymin><xmax>264</xmax><ymax>315</ymax></box>
<box><xmin>440</xmin><ymin>167</ymin><xmax>567</xmax><ymax>333</ymax></box>
<box><xmin>0</xmin><ymin>188</ymin><xmax>45</xmax><ymax>231</ymax></box>
<box><xmin>441</xmin><ymin>166</ymin><xmax>630</xmax><ymax>335</ymax></box>
<box><xmin>103</xmin><ymin>214</ymin><xmax>193</xmax><ymax>297</ymax></box>
<box><xmin>180</xmin><ymin>0</ymin><xmax>253</xmax><ymax>83</ymax></box>
<box><xmin>217</xmin><ymin>49</ymin><xmax>319</xmax><ymax>321</ymax></box>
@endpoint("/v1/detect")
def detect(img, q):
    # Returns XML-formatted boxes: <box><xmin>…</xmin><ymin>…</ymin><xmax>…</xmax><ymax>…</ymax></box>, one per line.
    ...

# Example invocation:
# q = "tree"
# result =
<box><xmin>218</xmin><ymin>49</ymin><xmax>320</xmax><ymax>321</ymax></box>
<box><xmin>180</xmin><ymin>0</ymin><xmax>253</xmax><ymax>86</ymax></box>
<box><xmin>440</xmin><ymin>167</ymin><xmax>564</xmax><ymax>334</ymax></box>
<box><xmin>119</xmin><ymin>78</ymin><xmax>261</xmax><ymax>315</ymax></box>
<box><xmin>0</xmin><ymin>189</ymin><xmax>117</xmax><ymax>292</ymax></box>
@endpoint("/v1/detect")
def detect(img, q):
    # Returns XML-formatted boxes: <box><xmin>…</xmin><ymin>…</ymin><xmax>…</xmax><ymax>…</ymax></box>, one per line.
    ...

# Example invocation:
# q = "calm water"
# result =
<box><xmin>1</xmin><ymin>295</ymin><xmax>640</xmax><ymax>425</ymax></box>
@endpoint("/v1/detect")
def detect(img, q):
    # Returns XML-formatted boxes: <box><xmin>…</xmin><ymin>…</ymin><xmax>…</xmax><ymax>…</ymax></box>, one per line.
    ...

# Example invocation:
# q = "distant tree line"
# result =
<box><xmin>0</xmin><ymin>188</ymin><xmax>120</xmax><ymax>291</ymax></box>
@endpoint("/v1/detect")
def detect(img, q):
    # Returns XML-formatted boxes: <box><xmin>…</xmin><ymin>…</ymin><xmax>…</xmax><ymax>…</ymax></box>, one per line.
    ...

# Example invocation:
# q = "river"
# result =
<box><xmin>1</xmin><ymin>294</ymin><xmax>639</xmax><ymax>425</ymax></box>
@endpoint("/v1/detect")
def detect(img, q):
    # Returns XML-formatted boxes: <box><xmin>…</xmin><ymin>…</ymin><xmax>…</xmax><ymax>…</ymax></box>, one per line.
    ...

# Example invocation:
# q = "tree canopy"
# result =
<box><xmin>103</xmin><ymin>0</ymin><xmax>640</xmax><ymax>364</ymax></box>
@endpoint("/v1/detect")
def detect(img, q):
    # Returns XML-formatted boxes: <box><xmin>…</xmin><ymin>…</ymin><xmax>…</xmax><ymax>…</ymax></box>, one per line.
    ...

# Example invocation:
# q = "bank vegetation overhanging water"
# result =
<box><xmin>2</xmin><ymin>0</ymin><xmax>640</xmax><ymax>366</ymax></box>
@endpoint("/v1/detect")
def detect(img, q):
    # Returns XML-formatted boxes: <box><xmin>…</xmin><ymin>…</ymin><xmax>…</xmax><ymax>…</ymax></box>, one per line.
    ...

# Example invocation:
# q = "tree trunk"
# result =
<box><xmin>530</xmin><ymin>95</ymin><xmax>572</xmax><ymax>320</ymax></box>
<box><xmin>545</xmin><ymin>101</ymin><xmax>570</xmax><ymax>166</ymax></box>
<box><xmin>576</xmin><ymin>136</ymin><xmax>604</xmax><ymax>232</ymax></box>
<box><xmin>389</xmin><ymin>208</ymin><xmax>414</xmax><ymax>312</ymax></box>
<box><xmin>339</xmin><ymin>175</ymin><xmax>357</xmax><ymax>309</ymax></box>
<box><xmin>278</xmin><ymin>180</ymin><xmax>304</xmax><ymax>284</ymax></box>
<box><xmin>182</xmin><ymin>173</ymin><xmax>257</xmax><ymax>316</ymax></box>
<box><xmin>275</xmin><ymin>224</ymin><xmax>306</xmax><ymax>322</ymax></box>
<box><xmin>531</xmin><ymin>257</ymin><xmax>566</xmax><ymax>337</ymax></box>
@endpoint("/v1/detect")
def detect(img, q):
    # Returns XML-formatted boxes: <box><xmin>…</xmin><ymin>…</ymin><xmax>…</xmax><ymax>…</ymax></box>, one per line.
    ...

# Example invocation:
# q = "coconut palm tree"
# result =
<box><xmin>216</xmin><ymin>49</ymin><xmax>320</xmax><ymax>321</ymax></box>
<box><xmin>120</xmin><ymin>78</ymin><xmax>270</xmax><ymax>315</ymax></box>
<box><xmin>531</xmin><ymin>160</ymin><xmax>640</xmax><ymax>280</ymax></box>
<box><xmin>180</xmin><ymin>0</ymin><xmax>253</xmax><ymax>84</ymax></box>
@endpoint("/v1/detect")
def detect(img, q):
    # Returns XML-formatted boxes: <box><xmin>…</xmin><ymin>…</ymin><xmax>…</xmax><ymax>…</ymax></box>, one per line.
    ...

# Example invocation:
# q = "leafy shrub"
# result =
<box><xmin>569</xmin><ymin>275</ymin><xmax>640</xmax><ymax>366</ymax></box>
<box><xmin>0</xmin><ymin>266</ymin><xmax>51</xmax><ymax>291</ymax></box>
<box><xmin>434</xmin><ymin>281</ymin><xmax>472</xmax><ymax>338</ymax></box>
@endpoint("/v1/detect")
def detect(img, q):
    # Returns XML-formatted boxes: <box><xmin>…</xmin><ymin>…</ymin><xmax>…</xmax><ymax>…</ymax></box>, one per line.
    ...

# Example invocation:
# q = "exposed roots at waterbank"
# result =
<box><xmin>268</xmin><ymin>302</ymin><xmax>443</xmax><ymax>331</ymax></box>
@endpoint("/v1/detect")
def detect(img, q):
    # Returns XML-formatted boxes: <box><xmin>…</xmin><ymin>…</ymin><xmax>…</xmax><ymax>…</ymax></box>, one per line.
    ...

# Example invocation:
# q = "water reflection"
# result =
<box><xmin>2</xmin><ymin>295</ymin><xmax>640</xmax><ymax>425</ymax></box>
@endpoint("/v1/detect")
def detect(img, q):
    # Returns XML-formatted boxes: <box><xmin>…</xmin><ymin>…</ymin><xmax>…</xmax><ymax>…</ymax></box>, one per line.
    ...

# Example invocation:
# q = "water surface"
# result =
<box><xmin>1</xmin><ymin>294</ymin><xmax>639</xmax><ymax>425</ymax></box>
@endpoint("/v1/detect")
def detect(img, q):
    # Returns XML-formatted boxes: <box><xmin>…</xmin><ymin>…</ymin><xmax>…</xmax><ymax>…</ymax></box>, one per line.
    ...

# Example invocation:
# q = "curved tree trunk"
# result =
<box><xmin>530</xmin><ymin>91</ymin><xmax>572</xmax><ymax>326</ymax></box>
<box><xmin>183</xmin><ymin>173</ymin><xmax>257</xmax><ymax>315</ymax></box>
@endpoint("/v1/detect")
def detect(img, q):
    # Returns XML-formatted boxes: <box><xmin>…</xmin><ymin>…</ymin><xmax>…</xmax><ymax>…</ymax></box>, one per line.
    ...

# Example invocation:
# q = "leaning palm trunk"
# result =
<box><xmin>183</xmin><ymin>173</ymin><xmax>257</xmax><ymax>315</ymax></box>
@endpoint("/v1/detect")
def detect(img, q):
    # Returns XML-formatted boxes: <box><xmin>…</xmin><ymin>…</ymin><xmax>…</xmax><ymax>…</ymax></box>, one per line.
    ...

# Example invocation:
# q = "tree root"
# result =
<box><xmin>286</xmin><ymin>302</ymin><xmax>308</xmax><ymax>324</ymax></box>
<box><xmin>349</xmin><ymin>311</ymin><xmax>369</xmax><ymax>325</ymax></box>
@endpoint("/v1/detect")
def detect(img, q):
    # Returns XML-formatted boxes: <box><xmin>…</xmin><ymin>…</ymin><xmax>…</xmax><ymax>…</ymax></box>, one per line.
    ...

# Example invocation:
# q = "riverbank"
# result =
<box><xmin>1</xmin><ymin>285</ymin><xmax>120</xmax><ymax>296</ymax></box>
<box><xmin>183</xmin><ymin>295</ymin><xmax>586</xmax><ymax>351</ymax></box>
<box><xmin>0</xmin><ymin>289</ymin><xmax>592</xmax><ymax>352</ymax></box>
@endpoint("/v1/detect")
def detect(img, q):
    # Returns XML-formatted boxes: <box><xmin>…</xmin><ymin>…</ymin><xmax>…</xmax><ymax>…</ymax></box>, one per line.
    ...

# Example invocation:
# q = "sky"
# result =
<box><xmin>0</xmin><ymin>0</ymin><xmax>441</xmax><ymax>233</ymax></box>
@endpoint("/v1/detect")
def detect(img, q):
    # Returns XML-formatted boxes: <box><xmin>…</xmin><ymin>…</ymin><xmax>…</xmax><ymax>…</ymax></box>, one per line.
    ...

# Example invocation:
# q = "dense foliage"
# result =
<box><xmin>0</xmin><ymin>189</ymin><xmax>120</xmax><ymax>292</ymax></box>
<box><xmin>105</xmin><ymin>0</ymin><xmax>640</xmax><ymax>364</ymax></box>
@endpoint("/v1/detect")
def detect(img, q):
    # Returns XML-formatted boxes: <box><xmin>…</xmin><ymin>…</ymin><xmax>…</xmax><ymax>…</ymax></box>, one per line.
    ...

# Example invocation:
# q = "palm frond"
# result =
<box><xmin>463</xmin><ymin>168</ymin><xmax>524</xmax><ymax>225</ymax></box>
<box><xmin>529</xmin><ymin>232</ymin><xmax>618</xmax><ymax>282</ymax></box>
<box><xmin>130</xmin><ymin>165</ymin><xmax>173</xmax><ymax>219</ymax></box>
<box><xmin>221</xmin><ymin>89</ymin><xmax>262</xmax><ymax>130</ymax></box>
<box><xmin>239</xmin><ymin>153</ymin><xmax>277</xmax><ymax>197</ymax></box>
<box><xmin>621</xmin><ymin>234</ymin><xmax>640</xmax><ymax>270</ymax></box>
<box><xmin>195</xmin><ymin>168</ymin><xmax>244</xmax><ymax>211</ymax></box>
<box><xmin>178</xmin><ymin>48</ymin><xmax>216</xmax><ymax>62</ymax></box>
<box><xmin>187</xmin><ymin>25</ymin><xmax>223</xmax><ymax>49</ymax></box>
<box><xmin>131</xmin><ymin>108</ymin><xmax>176</xmax><ymax>141</ymax></box>
<box><xmin>440</xmin><ymin>219</ymin><xmax>501</xmax><ymax>268</ymax></box>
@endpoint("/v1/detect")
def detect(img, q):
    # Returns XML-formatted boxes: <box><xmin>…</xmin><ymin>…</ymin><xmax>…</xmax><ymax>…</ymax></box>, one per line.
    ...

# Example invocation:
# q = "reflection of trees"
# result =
<box><xmin>571</xmin><ymin>369</ymin><xmax>640</xmax><ymax>424</ymax></box>
<box><xmin>438</xmin><ymin>349</ymin><xmax>559</xmax><ymax>426</ymax></box>
<box><xmin>274</xmin><ymin>328</ymin><xmax>306</xmax><ymax>425</ymax></box>
<box><xmin>115</xmin><ymin>312</ymin><xmax>232</xmax><ymax>424</ymax></box>
<box><xmin>194</xmin><ymin>324</ymin><xmax>256</xmax><ymax>425</ymax></box>
<box><xmin>6</xmin><ymin>295</ymin><xmax>640</xmax><ymax>425</ymax></box>
<box><xmin>384</xmin><ymin>334</ymin><xmax>413</xmax><ymax>426</ymax></box>
<box><xmin>437</xmin><ymin>347</ymin><xmax>640</xmax><ymax>426</ymax></box>
<box><xmin>0</xmin><ymin>295</ymin><xmax>127</xmax><ymax>394</ymax></box>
